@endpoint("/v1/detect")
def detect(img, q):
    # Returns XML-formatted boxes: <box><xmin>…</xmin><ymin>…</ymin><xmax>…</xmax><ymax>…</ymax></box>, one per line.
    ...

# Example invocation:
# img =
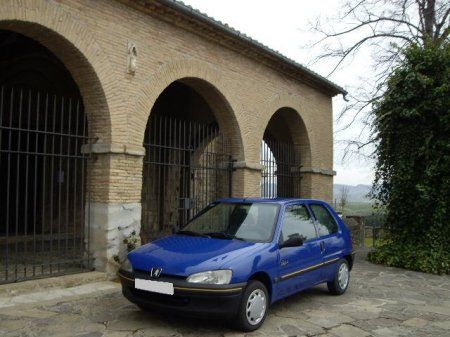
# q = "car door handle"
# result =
<box><xmin>320</xmin><ymin>241</ymin><xmax>325</xmax><ymax>252</ymax></box>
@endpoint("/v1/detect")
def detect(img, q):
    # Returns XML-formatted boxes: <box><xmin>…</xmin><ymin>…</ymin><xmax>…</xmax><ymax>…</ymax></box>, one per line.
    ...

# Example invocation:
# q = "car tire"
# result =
<box><xmin>327</xmin><ymin>259</ymin><xmax>350</xmax><ymax>295</ymax></box>
<box><xmin>235</xmin><ymin>280</ymin><xmax>269</xmax><ymax>332</ymax></box>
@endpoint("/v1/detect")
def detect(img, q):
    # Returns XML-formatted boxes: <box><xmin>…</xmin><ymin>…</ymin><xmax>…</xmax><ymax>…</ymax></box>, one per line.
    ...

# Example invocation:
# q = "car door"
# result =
<box><xmin>309</xmin><ymin>203</ymin><xmax>343</xmax><ymax>280</ymax></box>
<box><xmin>276</xmin><ymin>204</ymin><xmax>323</xmax><ymax>298</ymax></box>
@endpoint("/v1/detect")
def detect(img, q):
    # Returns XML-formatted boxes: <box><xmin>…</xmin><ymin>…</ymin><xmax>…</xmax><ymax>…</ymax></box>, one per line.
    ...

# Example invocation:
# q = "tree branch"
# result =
<box><xmin>326</xmin><ymin>33</ymin><xmax>415</xmax><ymax>75</ymax></box>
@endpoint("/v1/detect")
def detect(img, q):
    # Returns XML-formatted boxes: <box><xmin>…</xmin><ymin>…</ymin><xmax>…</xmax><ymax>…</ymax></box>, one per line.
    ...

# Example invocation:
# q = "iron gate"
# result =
<box><xmin>260</xmin><ymin>139</ymin><xmax>300</xmax><ymax>198</ymax></box>
<box><xmin>141</xmin><ymin>114</ymin><xmax>233</xmax><ymax>242</ymax></box>
<box><xmin>0</xmin><ymin>86</ymin><xmax>92</xmax><ymax>284</ymax></box>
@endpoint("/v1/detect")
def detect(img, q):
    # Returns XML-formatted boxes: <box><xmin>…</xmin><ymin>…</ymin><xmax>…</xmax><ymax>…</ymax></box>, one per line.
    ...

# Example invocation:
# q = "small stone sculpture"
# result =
<box><xmin>127</xmin><ymin>41</ymin><xmax>137</xmax><ymax>74</ymax></box>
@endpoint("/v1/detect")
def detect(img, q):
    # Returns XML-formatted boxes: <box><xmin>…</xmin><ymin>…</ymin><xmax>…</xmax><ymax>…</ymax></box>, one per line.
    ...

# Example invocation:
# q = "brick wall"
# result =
<box><xmin>0</xmin><ymin>0</ymin><xmax>336</xmax><ymax>205</ymax></box>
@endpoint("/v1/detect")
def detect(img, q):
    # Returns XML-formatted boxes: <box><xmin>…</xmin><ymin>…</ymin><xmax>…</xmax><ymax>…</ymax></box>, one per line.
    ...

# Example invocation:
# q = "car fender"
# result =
<box><xmin>219</xmin><ymin>243</ymin><xmax>278</xmax><ymax>289</ymax></box>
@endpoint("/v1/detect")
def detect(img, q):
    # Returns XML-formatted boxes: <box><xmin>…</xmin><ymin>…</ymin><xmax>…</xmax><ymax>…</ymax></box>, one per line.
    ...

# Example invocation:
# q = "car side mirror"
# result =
<box><xmin>279</xmin><ymin>236</ymin><xmax>304</xmax><ymax>249</ymax></box>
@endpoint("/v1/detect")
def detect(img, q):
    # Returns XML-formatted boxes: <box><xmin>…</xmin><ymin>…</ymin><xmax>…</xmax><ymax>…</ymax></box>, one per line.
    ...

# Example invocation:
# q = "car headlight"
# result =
<box><xmin>121</xmin><ymin>258</ymin><xmax>133</xmax><ymax>273</ymax></box>
<box><xmin>187</xmin><ymin>270</ymin><xmax>232</xmax><ymax>285</ymax></box>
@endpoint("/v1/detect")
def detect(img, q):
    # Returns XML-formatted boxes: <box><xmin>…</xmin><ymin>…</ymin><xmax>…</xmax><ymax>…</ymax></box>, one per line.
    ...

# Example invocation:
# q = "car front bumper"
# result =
<box><xmin>118</xmin><ymin>269</ymin><xmax>246</xmax><ymax>318</ymax></box>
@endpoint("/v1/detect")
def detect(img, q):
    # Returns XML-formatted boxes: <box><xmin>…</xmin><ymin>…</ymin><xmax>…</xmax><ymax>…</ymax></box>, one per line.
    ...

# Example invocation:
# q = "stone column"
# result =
<box><xmin>88</xmin><ymin>202</ymin><xmax>141</xmax><ymax>276</ymax></box>
<box><xmin>232</xmin><ymin>161</ymin><xmax>263</xmax><ymax>197</ymax></box>
<box><xmin>299</xmin><ymin>167</ymin><xmax>336</xmax><ymax>203</ymax></box>
<box><xmin>83</xmin><ymin>143</ymin><xmax>145</xmax><ymax>277</ymax></box>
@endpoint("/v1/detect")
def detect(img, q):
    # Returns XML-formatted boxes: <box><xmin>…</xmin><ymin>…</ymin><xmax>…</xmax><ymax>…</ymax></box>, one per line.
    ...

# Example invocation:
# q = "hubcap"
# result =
<box><xmin>246</xmin><ymin>289</ymin><xmax>267</xmax><ymax>325</ymax></box>
<box><xmin>338</xmin><ymin>263</ymin><xmax>349</xmax><ymax>289</ymax></box>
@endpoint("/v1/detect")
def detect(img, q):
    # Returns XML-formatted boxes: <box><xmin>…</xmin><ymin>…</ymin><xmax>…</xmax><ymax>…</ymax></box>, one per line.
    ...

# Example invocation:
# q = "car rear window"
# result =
<box><xmin>310</xmin><ymin>204</ymin><xmax>338</xmax><ymax>236</ymax></box>
<box><xmin>281</xmin><ymin>205</ymin><xmax>317</xmax><ymax>242</ymax></box>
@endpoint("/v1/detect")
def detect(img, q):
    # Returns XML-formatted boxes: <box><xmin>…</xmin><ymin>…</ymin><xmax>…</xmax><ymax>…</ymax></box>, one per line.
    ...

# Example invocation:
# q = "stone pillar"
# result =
<box><xmin>299</xmin><ymin>167</ymin><xmax>336</xmax><ymax>203</ymax></box>
<box><xmin>232</xmin><ymin>161</ymin><xmax>263</xmax><ymax>197</ymax></box>
<box><xmin>82</xmin><ymin>143</ymin><xmax>145</xmax><ymax>277</ymax></box>
<box><xmin>345</xmin><ymin>216</ymin><xmax>366</xmax><ymax>248</ymax></box>
<box><xmin>88</xmin><ymin>202</ymin><xmax>141</xmax><ymax>276</ymax></box>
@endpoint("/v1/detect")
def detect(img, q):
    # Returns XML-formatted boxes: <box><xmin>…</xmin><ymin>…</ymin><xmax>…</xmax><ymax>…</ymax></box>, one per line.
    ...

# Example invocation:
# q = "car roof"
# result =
<box><xmin>216</xmin><ymin>197</ymin><xmax>329</xmax><ymax>206</ymax></box>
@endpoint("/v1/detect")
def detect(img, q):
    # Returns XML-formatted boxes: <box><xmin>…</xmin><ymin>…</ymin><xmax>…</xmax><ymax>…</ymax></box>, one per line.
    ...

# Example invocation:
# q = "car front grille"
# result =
<box><xmin>134</xmin><ymin>269</ymin><xmax>185</xmax><ymax>281</ymax></box>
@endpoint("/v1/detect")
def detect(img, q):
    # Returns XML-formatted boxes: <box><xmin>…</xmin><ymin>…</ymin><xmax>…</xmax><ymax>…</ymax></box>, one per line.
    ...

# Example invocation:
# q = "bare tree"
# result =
<box><xmin>339</xmin><ymin>185</ymin><xmax>350</xmax><ymax>212</ymax></box>
<box><xmin>309</xmin><ymin>0</ymin><xmax>449</xmax><ymax>157</ymax></box>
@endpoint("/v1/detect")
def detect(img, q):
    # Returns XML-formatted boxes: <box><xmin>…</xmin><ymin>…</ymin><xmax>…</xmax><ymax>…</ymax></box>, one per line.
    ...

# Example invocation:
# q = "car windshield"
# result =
<box><xmin>180</xmin><ymin>202</ymin><xmax>280</xmax><ymax>242</ymax></box>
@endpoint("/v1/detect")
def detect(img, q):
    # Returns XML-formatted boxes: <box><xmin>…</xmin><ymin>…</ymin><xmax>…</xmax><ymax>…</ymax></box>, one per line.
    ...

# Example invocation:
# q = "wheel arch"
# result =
<box><xmin>249</xmin><ymin>271</ymin><xmax>273</xmax><ymax>301</ymax></box>
<box><xmin>344</xmin><ymin>254</ymin><xmax>355</xmax><ymax>270</ymax></box>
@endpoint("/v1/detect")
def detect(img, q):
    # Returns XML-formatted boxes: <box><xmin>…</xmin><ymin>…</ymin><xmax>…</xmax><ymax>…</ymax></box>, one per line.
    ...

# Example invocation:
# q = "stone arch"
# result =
<box><xmin>264</xmin><ymin>107</ymin><xmax>312</xmax><ymax>169</ymax></box>
<box><xmin>0</xmin><ymin>1</ymin><xmax>124</xmax><ymax>276</ymax></box>
<box><xmin>137</xmin><ymin>60</ymin><xmax>247</xmax><ymax>239</ymax></box>
<box><xmin>133</xmin><ymin>59</ymin><xmax>245</xmax><ymax>161</ymax></box>
<box><xmin>0</xmin><ymin>0</ymin><xmax>117</xmax><ymax>143</ymax></box>
<box><xmin>259</xmin><ymin>93</ymin><xmax>316</xmax><ymax>197</ymax></box>
<box><xmin>260</xmin><ymin>93</ymin><xmax>315</xmax><ymax>167</ymax></box>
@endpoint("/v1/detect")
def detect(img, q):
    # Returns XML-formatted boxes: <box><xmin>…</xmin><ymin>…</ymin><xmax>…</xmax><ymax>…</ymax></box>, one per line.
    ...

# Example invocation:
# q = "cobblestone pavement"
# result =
<box><xmin>0</xmin><ymin>253</ymin><xmax>449</xmax><ymax>337</ymax></box>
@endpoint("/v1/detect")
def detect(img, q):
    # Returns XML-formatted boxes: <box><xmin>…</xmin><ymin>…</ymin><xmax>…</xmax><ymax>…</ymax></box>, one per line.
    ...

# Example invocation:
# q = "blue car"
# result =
<box><xmin>119</xmin><ymin>198</ymin><xmax>354</xmax><ymax>331</ymax></box>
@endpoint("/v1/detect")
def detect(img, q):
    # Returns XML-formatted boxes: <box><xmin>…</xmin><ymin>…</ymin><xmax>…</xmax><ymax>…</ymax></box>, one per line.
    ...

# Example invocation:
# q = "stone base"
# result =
<box><xmin>87</xmin><ymin>202</ymin><xmax>141</xmax><ymax>278</ymax></box>
<box><xmin>0</xmin><ymin>271</ymin><xmax>108</xmax><ymax>298</ymax></box>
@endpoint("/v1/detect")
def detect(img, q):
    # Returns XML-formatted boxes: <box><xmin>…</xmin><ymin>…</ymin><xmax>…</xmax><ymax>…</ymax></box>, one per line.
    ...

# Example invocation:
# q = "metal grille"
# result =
<box><xmin>141</xmin><ymin>115</ymin><xmax>232</xmax><ymax>241</ymax></box>
<box><xmin>260</xmin><ymin>139</ymin><xmax>300</xmax><ymax>198</ymax></box>
<box><xmin>0</xmin><ymin>86</ymin><xmax>92</xmax><ymax>284</ymax></box>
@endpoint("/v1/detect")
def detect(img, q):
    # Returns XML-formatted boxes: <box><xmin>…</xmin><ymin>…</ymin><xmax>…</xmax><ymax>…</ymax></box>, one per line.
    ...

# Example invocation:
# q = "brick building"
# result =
<box><xmin>0</xmin><ymin>0</ymin><xmax>345</xmax><ymax>283</ymax></box>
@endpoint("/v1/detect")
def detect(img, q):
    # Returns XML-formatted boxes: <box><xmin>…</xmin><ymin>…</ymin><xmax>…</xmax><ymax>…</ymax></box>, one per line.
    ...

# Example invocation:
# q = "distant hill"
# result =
<box><xmin>334</xmin><ymin>184</ymin><xmax>372</xmax><ymax>203</ymax></box>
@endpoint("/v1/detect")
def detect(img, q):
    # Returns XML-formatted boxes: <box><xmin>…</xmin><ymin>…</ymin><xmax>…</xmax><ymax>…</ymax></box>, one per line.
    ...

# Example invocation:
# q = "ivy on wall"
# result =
<box><xmin>368</xmin><ymin>43</ymin><xmax>450</xmax><ymax>274</ymax></box>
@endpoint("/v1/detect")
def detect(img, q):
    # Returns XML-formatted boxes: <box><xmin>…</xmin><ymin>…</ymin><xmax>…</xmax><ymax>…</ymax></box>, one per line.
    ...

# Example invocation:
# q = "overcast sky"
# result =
<box><xmin>182</xmin><ymin>0</ymin><xmax>376</xmax><ymax>186</ymax></box>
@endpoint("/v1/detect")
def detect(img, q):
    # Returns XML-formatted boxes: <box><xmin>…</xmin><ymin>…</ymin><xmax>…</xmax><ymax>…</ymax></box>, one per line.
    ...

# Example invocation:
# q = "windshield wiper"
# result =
<box><xmin>176</xmin><ymin>230</ymin><xmax>210</xmax><ymax>238</ymax></box>
<box><xmin>206</xmin><ymin>232</ymin><xmax>245</xmax><ymax>241</ymax></box>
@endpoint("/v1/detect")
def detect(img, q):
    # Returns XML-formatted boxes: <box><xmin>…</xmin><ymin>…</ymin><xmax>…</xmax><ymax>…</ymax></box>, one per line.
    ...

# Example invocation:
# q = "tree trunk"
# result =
<box><xmin>423</xmin><ymin>0</ymin><xmax>436</xmax><ymax>40</ymax></box>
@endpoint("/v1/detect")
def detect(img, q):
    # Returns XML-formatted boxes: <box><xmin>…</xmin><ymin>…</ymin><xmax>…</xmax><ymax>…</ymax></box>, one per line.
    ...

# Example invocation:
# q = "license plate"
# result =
<box><xmin>135</xmin><ymin>278</ymin><xmax>174</xmax><ymax>295</ymax></box>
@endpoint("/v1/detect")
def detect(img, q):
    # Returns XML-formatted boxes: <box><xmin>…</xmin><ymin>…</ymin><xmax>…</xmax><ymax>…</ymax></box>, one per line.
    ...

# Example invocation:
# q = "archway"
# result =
<box><xmin>260</xmin><ymin>107</ymin><xmax>311</xmax><ymax>198</ymax></box>
<box><xmin>141</xmin><ymin>80</ymin><xmax>235</xmax><ymax>241</ymax></box>
<box><xmin>0</xmin><ymin>29</ymin><xmax>92</xmax><ymax>283</ymax></box>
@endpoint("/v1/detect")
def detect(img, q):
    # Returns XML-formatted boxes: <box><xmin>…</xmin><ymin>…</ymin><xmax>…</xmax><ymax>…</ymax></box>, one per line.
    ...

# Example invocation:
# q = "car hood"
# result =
<box><xmin>128</xmin><ymin>234</ymin><xmax>264</xmax><ymax>277</ymax></box>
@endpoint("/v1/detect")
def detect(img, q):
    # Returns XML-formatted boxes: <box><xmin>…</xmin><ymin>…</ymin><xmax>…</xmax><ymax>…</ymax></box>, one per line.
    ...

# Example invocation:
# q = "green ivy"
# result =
<box><xmin>112</xmin><ymin>230</ymin><xmax>140</xmax><ymax>264</ymax></box>
<box><xmin>368</xmin><ymin>43</ymin><xmax>450</xmax><ymax>275</ymax></box>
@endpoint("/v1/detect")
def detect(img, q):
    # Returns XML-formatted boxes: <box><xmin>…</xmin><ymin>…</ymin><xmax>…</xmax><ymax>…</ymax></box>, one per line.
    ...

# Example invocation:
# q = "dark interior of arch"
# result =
<box><xmin>141</xmin><ymin>81</ymin><xmax>231</xmax><ymax>241</ymax></box>
<box><xmin>0</xmin><ymin>29</ymin><xmax>80</xmax><ymax>95</ymax></box>
<box><xmin>150</xmin><ymin>81</ymin><xmax>217</xmax><ymax>124</ymax></box>
<box><xmin>0</xmin><ymin>29</ymin><xmax>88</xmax><ymax>268</ymax></box>
<box><xmin>261</xmin><ymin>107</ymin><xmax>299</xmax><ymax>198</ymax></box>
<box><xmin>263</xmin><ymin>107</ymin><xmax>296</xmax><ymax>145</ymax></box>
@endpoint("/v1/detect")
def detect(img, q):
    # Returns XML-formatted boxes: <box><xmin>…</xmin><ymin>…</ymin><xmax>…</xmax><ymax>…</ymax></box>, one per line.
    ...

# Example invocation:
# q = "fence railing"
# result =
<box><xmin>344</xmin><ymin>215</ymin><xmax>387</xmax><ymax>248</ymax></box>
<box><xmin>0</xmin><ymin>86</ymin><xmax>92</xmax><ymax>284</ymax></box>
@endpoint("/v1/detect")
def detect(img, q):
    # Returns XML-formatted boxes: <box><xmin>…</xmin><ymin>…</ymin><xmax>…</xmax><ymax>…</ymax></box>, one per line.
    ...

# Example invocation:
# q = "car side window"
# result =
<box><xmin>281</xmin><ymin>205</ymin><xmax>317</xmax><ymax>243</ymax></box>
<box><xmin>310</xmin><ymin>204</ymin><xmax>338</xmax><ymax>236</ymax></box>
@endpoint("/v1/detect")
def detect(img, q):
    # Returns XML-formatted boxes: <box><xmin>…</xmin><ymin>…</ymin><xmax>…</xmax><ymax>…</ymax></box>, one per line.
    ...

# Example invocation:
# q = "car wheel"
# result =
<box><xmin>327</xmin><ymin>259</ymin><xmax>350</xmax><ymax>295</ymax></box>
<box><xmin>235</xmin><ymin>280</ymin><xmax>269</xmax><ymax>331</ymax></box>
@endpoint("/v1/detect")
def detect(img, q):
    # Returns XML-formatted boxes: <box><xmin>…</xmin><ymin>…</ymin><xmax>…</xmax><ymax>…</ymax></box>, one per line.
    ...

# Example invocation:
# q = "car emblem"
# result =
<box><xmin>150</xmin><ymin>267</ymin><xmax>162</xmax><ymax>278</ymax></box>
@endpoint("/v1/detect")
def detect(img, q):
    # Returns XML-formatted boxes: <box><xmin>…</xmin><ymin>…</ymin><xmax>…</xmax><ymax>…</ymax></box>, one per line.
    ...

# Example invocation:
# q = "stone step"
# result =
<box><xmin>0</xmin><ymin>280</ymin><xmax>119</xmax><ymax>309</ymax></box>
<box><xmin>0</xmin><ymin>271</ymin><xmax>111</xmax><ymax>298</ymax></box>
<box><xmin>0</xmin><ymin>272</ymin><xmax>120</xmax><ymax>310</ymax></box>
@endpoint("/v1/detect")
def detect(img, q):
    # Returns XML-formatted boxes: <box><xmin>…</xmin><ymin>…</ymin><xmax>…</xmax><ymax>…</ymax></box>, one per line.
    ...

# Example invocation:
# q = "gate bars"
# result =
<box><xmin>260</xmin><ymin>139</ymin><xmax>300</xmax><ymax>198</ymax></box>
<box><xmin>0</xmin><ymin>86</ymin><xmax>92</xmax><ymax>284</ymax></box>
<box><xmin>141</xmin><ymin>114</ymin><xmax>233</xmax><ymax>242</ymax></box>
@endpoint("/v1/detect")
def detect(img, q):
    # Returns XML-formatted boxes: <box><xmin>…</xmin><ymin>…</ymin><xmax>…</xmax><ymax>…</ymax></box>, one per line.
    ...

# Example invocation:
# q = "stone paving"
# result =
<box><xmin>0</xmin><ymin>252</ymin><xmax>449</xmax><ymax>337</ymax></box>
